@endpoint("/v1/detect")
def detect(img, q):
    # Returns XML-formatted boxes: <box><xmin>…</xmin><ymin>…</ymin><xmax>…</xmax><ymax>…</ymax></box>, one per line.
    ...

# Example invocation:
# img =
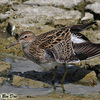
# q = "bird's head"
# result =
<box><xmin>6</xmin><ymin>31</ymin><xmax>35</xmax><ymax>49</ymax></box>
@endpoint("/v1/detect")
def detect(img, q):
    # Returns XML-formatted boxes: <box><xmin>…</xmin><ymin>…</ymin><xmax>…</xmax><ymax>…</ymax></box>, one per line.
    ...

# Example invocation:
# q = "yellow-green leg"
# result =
<box><xmin>61</xmin><ymin>63</ymin><xmax>67</xmax><ymax>92</ymax></box>
<box><xmin>52</xmin><ymin>65</ymin><xmax>58</xmax><ymax>90</ymax></box>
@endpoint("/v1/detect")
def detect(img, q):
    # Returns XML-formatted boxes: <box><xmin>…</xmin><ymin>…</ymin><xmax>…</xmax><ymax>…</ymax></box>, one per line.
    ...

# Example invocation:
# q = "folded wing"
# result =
<box><xmin>39</xmin><ymin>27</ymin><xmax>75</xmax><ymax>63</ymax></box>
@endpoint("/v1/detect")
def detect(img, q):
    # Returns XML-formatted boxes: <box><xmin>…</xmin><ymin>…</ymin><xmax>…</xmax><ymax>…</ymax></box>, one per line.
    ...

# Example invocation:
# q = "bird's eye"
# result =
<box><xmin>24</xmin><ymin>36</ymin><xmax>28</xmax><ymax>38</ymax></box>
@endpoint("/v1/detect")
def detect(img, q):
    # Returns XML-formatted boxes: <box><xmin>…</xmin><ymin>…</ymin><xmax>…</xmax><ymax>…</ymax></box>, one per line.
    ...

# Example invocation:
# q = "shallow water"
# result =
<box><xmin>4</xmin><ymin>57</ymin><xmax>44</xmax><ymax>73</ymax></box>
<box><xmin>0</xmin><ymin>82</ymin><xmax>100</xmax><ymax>97</ymax></box>
<box><xmin>0</xmin><ymin>57</ymin><xmax>99</xmax><ymax>98</ymax></box>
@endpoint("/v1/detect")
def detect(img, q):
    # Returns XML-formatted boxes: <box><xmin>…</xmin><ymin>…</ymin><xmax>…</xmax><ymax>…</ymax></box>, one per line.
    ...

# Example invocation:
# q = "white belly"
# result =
<box><xmin>39</xmin><ymin>61</ymin><xmax>59</xmax><ymax>70</ymax></box>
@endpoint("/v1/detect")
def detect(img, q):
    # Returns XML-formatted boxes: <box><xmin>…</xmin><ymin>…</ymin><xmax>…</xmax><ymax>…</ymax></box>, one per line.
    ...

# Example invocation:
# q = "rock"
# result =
<box><xmin>98</xmin><ymin>73</ymin><xmax>100</xmax><ymax>80</ymax></box>
<box><xmin>81</xmin><ymin>12</ymin><xmax>94</xmax><ymax>22</ymax></box>
<box><xmin>90</xmin><ymin>65</ymin><xmax>100</xmax><ymax>74</ymax></box>
<box><xmin>85</xmin><ymin>2</ymin><xmax>100</xmax><ymax>14</ymax></box>
<box><xmin>76</xmin><ymin>71</ymin><xmax>97</xmax><ymax>86</ymax></box>
<box><xmin>24</xmin><ymin>0</ymin><xmax>84</xmax><ymax>9</ymax></box>
<box><xmin>96</xmin><ymin>20</ymin><xmax>100</xmax><ymax>30</ymax></box>
<box><xmin>0</xmin><ymin>37</ymin><xmax>24</xmax><ymax>58</ymax></box>
<box><xmin>0</xmin><ymin>61</ymin><xmax>11</xmax><ymax>76</ymax></box>
<box><xmin>71</xmin><ymin>56</ymin><xmax>100</xmax><ymax>69</ymax></box>
<box><xmin>0</xmin><ymin>77</ymin><xmax>7</xmax><ymax>85</ymax></box>
<box><xmin>0</xmin><ymin>0</ymin><xmax>8</xmax><ymax>6</ymax></box>
<box><xmin>85</xmin><ymin>0</ymin><xmax>100</xmax><ymax>3</ymax></box>
<box><xmin>18</xmin><ymin>93</ymin><xmax>100</xmax><ymax>100</ymax></box>
<box><xmin>88</xmin><ymin>64</ymin><xmax>100</xmax><ymax>80</ymax></box>
<box><xmin>0</xmin><ymin>0</ymin><xmax>12</xmax><ymax>14</ymax></box>
<box><xmin>8</xmin><ymin>5</ymin><xmax>81</xmax><ymax>35</ymax></box>
<box><xmin>12</xmin><ymin>75</ymin><xmax>51</xmax><ymax>88</ymax></box>
<box><xmin>11</xmin><ymin>65</ymin><xmax>97</xmax><ymax>86</ymax></box>
<box><xmin>0</xmin><ymin>12</ymin><xmax>12</xmax><ymax>22</ymax></box>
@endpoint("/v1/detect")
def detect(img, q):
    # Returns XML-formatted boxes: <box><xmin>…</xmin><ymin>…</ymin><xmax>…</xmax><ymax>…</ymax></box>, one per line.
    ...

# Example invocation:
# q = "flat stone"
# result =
<box><xmin>8</xmin><ymin>5</ymin><xmax>81</xmax><ymax>35</ymax></box>
<box><xmin>8</xmin><ymin>64</ymin><xmax>98</xmax><ymax>86</ymax></box>
<box><xmin>12</xmin><ymin>75</ymin><xmax>51</xmax><ymax>88</ymax></box>
<box><xmin>98</xmin><ymin>74</ymin><xmax>100</xmax><ymax>80</ymax></box>
<box><xmin>0</xmin><ymin>61</ymin><xmax>11</xmax><ymax>75</ymax></box>
<box><xmin>72</xmin><ymin>56</ymin><xmax>100</xmax><ymax>69</ymax></box>
<box><xmin>0</xmin><ymin>13</ymin><xmax>12</xmax><ymax>22</ymax></box>
<box><xmin>0</xmin><ymin>0</ymin><xmax>8</xmax><ymax>6</ymax></box>
<box><xmin>86</xmin><ymin>0</ymin><xmax>100</xmax><ymax>3</ymax></box>
<box><xmin>77</xmin><ymin>71</ymin><xmax>97</xmax><ymax>86</ymax></box>
<box><xmin>0</xmin><ymin>77</ymin><xmax>6</xmax><ymax>85</ymax></box>
<box><xmin>81</xmin><ymin>12</ymin><xmax>94</xmax><ymax>21</ymax></box>
<box><xmin>85</xmin><ymin>2</ymin><xmax>100</xmax><ymax>14</ymax></box>
<box><xmin>24</xmin><ymin>0</ymin><xmax>84</xmax><ymax>9</ymax></box>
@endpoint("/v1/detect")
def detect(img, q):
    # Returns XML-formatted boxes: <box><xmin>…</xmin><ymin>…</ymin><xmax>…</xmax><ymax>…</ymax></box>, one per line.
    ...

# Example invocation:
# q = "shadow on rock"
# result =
<box><xmin>7</xmin><ymin>65</ymin><xmax>96</xmax><ymax>85</ymax></box>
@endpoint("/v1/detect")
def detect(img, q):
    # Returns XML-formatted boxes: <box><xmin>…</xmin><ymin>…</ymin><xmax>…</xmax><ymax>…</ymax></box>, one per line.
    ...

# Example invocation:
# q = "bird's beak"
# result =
<box><xmin>6</xmin><ymin>40</ymin><xmax>19</xmax><ymax>49</ymax></box>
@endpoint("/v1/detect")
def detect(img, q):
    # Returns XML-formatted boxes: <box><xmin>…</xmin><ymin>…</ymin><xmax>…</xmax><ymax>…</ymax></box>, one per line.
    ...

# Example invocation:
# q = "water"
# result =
<box><xmin>0</xmin><ymin>57</ymin><xmax>100</xmax><ymax>98</ymax></box>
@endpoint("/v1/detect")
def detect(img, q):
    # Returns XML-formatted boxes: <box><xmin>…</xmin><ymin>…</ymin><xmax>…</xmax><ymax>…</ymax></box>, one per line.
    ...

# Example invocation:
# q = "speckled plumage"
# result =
<box><xmin>6</xmin><ymin>21</ymin><xmax>100</xmax><ymax>69</ymax></box>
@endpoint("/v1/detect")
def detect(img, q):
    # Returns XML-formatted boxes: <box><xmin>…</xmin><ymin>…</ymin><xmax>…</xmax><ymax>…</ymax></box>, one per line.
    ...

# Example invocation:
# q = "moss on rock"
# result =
<box><xmin>12</xmin><ymin>75</ymin><xmax>51</xmax><ymax>88</ymax></box>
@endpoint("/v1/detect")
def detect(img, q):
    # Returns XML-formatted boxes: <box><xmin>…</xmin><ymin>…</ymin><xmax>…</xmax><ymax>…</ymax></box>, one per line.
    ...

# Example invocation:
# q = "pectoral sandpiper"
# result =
<box><xmin>6</xmin><ymin>21</ymin><xmax>100</xmax><ymax>91</ymax></box>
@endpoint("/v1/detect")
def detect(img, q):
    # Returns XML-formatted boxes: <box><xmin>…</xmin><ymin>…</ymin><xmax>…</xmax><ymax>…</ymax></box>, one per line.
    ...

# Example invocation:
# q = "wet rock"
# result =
<box><xmin>0</xmin><ymin>37</ymin><xmax>24</xmax><ymax>58</ymax></box>
<box><xmin>10</xmin><ymin>65</ymin><xmax>96</xmax><ymax>86</ymax></box>
<box><xmin>89</xmin><ymin>65</ymin><xmax>100</xmax><ymax>74</ymax></box>
<box><xmin>81</xmin><ymin>12</ymin><xmax>94</xmax><ymax>22</ymax></box>
<box><xmin>76</xmin><ymin>71</ymin><xmax>97</xmax><ymax>86</ymax></box>
<box><xmin>65</xmin><ymin>66</ymin><xmax>97</xmax><ymax>86</ymax></box>
<box><xmin>5</xmin><ymin>58</ymin><xmax>43</xmax><ymax>73</ymax></box>
<box><xmin>12</xmin><ymin>75</ymin><xmax>51</xmax><ymax>88</ymax></box>
<box><xmin>0</xmin><ymin>77</ymin><xmax>7</xmax><ymax>85</ymax></box>
<box><xmin>72</xmin><ymin>56</ymin><xmax>100</xmax><ymax>69</ymax></box>
<box><xmin>24</xmin><ymin>0</ymin><xmax>84</xmax><ymax>9</ymax></box>
<box><xmin>0</xmin><ymin>61</ymin><xmax>11</xmax><ymax>76</ymax></box>
<box><xmin>19</xmin><ymin>93</ymin><xmax>100</xmax><ymax>100</ymax></box>
<box><xmin>87</xmin><ymin>64</ymin><xmax>100</xmax><ymax>80</ymax></box>
<box><xmin>98</xmin><ymin>74</ymin><xmax>100</xmax><ymax>80</ymax></box>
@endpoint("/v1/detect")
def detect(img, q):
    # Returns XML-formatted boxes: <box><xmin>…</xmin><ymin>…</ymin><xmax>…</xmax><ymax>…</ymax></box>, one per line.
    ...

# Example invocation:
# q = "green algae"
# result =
<box><xmin>0</xmin><ymin>3</ymin><xmax>11</xmax><ymax>14</ymax></box>
<box><xmin>0</xmin><ymin>37</ymin><xmax>24</xmax><ymax>60</ymax></box>
<box><xmin>0</xmin><ymin>61</ymin><xmax>11</xmax><ymax>76</ymax></box>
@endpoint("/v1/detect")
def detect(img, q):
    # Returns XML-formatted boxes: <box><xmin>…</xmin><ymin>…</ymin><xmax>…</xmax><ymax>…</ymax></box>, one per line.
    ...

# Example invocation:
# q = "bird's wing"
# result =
<box><xmin>39</xmin><ymin>27</ymin><xmax>75</xmax><ymax>63</ymax></box>
<box><xmin>70</xmin><ymin>21</ymin><xmax>96</xmax><ymax>43</ymax></box>
<box><xmin>73</xmin><ymin>42</ymin><xmax>100</xmax><ymax>60</ymax></box>
<box><xmin>38</xmin><ymin>22</ymin><xmax>96</xmax><ymax>63</ymax></box>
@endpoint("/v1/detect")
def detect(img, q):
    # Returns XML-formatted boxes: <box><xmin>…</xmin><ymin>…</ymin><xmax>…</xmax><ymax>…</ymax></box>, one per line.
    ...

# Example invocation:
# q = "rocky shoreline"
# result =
<box><xmin>0</xmin><ymin>0</ymin><xmax>100</xmax><ymax>99</ymax></box>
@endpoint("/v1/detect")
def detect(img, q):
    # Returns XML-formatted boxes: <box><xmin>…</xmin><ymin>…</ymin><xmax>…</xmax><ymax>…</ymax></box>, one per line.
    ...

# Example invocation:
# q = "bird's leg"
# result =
<box><xmin>61</xmin><ymin>63</ymin><xmax>67</xmax><ymax>92</ymax></box>
<box><xmin>52</xmin><ymin>65</ymin><xmax>58</xmax><ymax>90</ymax></box>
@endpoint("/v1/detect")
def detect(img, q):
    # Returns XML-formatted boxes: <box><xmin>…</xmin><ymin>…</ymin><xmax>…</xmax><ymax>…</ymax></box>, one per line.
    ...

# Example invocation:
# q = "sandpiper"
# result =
<box><xmin>6</xmin><ymin>21</ymin><xmax>100</xmax><ymax>91</ymax></box>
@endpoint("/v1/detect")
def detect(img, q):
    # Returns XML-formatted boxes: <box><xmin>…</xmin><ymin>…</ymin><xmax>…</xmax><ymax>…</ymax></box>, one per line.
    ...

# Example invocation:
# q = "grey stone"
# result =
<box><xmin>8</xmin><ymin>5</ymin><xmax>81</xmax><ymax>35</ymax></box>
<box><xmin>0</xmin><ymin>0</ymin><xmax>8</xmax><ymax>6</ymax></box>
<box><xmin>85</xmin><ymin>2</ymin><xmax>100</xmax><ymax>14</ymax></box>
<box><xmin>24</xmin><ymin>0</ymin><xmax>84</xmax><ymax>9</ymax></box>
<box><xmin>85</xmin><ymin>0</ymin><xmax>100</xmax><ymax>3</ymax></box>
<box><xmin>12</xmin><ymin>75</ymin><xmax>51</xmax><ymax>88</ymax></box>
<box><xmin>81</xmin><ymin>12</ymin><xmax>94</xmax><ymax>21</ymax></box>
<box><xmin>0</xmin><ymin>77</ymin><xmax>7</xmax><ymax>85</ymax></box>
<box><xmin>0</xmin><ymin>12</ymin><xmax>12</xmax><ymax>22</ymax></box>
<box><xmin>0</xmin><ymin>61</ymin><xmax>11</xmax><ymax>75</ymax></box>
